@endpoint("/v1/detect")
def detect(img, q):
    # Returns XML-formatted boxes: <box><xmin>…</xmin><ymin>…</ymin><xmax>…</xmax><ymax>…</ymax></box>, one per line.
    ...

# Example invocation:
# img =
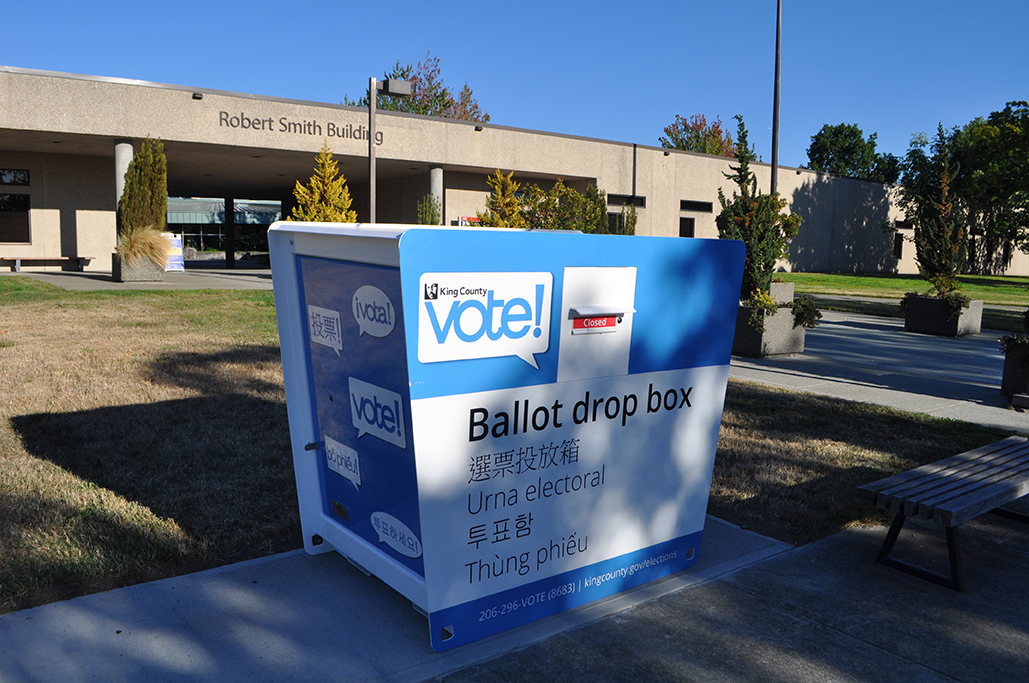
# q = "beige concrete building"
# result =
<box><xmin>2</xmin><ymin>66</ymin><xmax>1023</xmax><ymax>276</ymax></box>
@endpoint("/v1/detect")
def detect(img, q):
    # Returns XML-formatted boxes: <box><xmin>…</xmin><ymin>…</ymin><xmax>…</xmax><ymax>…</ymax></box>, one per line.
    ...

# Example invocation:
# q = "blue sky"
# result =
<box><xmin>5</xmin><ymin>1</ymin><xmax>1026</xmax><ymax>168</ymax></box>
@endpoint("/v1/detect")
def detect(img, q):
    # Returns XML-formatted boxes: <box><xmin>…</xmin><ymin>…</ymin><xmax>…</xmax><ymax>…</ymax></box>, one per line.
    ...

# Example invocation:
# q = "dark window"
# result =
<box><xmin>679</xmin><ymin>217</ymin><xmax>696</xmax><ymax>238</ymax></box>
<box><xmin>607</xmin><ymin>194</ymin><xmax>646</xmax><ymax>208</ymax></box>
<box><xmin>0</xmin><ymin>193</ymin><xmax>30</xmax><ymax>243</ymax></box>
<box><xmin>893</xmin><ymin>233</ymin><xmax>904</xmax><ymax>260</ymax></box>
<box><xmin>680</xmin><ymin>200</ymin><xmax>713</xmax><ymax>213</ymax></box>
<box><xmin>0</xmin><ymin>169</ymin><xmax>30</xmax><ymax>186</ymax></box>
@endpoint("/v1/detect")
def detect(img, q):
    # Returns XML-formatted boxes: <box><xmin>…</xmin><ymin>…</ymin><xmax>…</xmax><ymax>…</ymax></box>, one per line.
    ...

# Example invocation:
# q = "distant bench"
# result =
<box><xmin>858</xmin><ymin>436</ymin><xmax>1029</xmax><ymax>591</ymax></box>
<box><xmin>1</xmin><ymin>256</ymin><xmax>94</xmax><ymax>272</ymax></box>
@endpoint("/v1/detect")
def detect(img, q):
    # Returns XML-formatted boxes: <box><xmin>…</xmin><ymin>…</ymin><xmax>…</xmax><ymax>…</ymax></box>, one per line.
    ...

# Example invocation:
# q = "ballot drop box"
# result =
<box><xmin>269</xmin><ymin>222</ymin><xmax>745</xmax><ymax>651</ymax></box>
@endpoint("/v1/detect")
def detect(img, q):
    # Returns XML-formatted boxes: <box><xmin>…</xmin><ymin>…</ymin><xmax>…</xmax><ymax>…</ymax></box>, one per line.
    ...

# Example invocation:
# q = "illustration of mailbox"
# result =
<box><xmin>269</xmin><ymin>222</ymin><xmax>744</xmax><ymax>651</ymax></box>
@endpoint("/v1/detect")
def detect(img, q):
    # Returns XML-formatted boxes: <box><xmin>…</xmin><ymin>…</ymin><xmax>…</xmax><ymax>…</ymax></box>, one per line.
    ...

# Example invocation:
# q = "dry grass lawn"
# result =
<box><xmin>0</xmin><ymin>275</ymin><xmax>1012</xmax><ymax>613</ymax></box>
<box><xmin>0</xmin><ymin>280</ymin><xmax>299</xmax><ymax>612</ymax></box>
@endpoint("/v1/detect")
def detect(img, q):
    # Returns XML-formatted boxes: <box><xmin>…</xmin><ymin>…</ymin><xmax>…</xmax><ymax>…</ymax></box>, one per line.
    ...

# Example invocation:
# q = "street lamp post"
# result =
<box><xmin>771</xmin><ymin>0</ymin><xmax>782</xmax><ymax>195</ymax></box>
<box><xmin>368</xmin><ymin>77</ymin><xmax>411</xmax><ymax>224</ymax></box>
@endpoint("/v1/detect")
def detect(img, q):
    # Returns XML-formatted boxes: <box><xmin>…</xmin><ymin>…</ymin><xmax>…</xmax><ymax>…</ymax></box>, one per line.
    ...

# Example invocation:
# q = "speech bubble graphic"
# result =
<box><xmin>371</xmin><ymin>511</ymin><xmax>422</xmax><ymax>558</ymax></box>
<box><xmin>417</xmin><ymin>272</ymin><xmax>552</xmax><ymax>368</ymax></box>
<box><xmin>324</xmin><ymin>435</ymin><xmax>360</xmax><ymax>490</ymax></box>
<box><xmin>348</xmin><ymin>376</ymin><xmax>406</xmax><ymax>449</ymax></box>
<box><xmin>308</xmin><ymin>305</ymin><xmax>343</xmax><ymax>357</ymax></box>
<box><xmin>352</xmin><ymin>285</ymin><xmax>396</xmax><ymax>338</ymax></box>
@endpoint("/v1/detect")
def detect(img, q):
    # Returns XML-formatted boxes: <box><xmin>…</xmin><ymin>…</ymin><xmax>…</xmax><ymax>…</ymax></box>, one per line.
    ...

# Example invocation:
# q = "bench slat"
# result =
<box><xmin>905</xmin><ymin>450</ymin><xmax>1029</xmax><ymax>517</ymax></box>
<box><xmin>879</xmin><ymin>440</ymin><xmax>1028</xmax><ymax>502</ymax></box>
<box><xmin>859</xmin><ymin>437</ymin><xmax>1026</xmax><ymax>499</ymax></box>
<box><xmin>936</xmin><ymin>480</ymin><xmax>1029</xmax><ymax>526</ymax></box>
<box><xmin>858</xmin><ymin>437</ymin><xmax>1029</xmax><ymax>525</ymax></box>
<box><xmin>882</xmin><ymin>453</ymin><xmax>1028</xmax><ymax>516</ymax></box>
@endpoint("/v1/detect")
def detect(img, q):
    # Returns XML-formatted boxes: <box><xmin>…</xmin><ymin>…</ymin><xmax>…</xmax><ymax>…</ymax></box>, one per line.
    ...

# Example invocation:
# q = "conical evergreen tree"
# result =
<box><xmin>290</xmin><ymin>141</ymin><xmax>356</xmax><ymax>222</ymax></box>
<box><xmin>477</xmin><ymin>170</ymin><xmax>526</xmax><ymax>228</ymax></box>
<box><xmin>716</xmin><ymin>116</ymin><xmax>801</xmax><ymax>301</ymax></box>
<box><xmin>116</xmin><ymin>136</ymin><xmax>168</xmax><ymax>266</ymax></box>
<box><xmin>118</xmin><ymin>136</ymin><xmax>167</xmax><ymax>238</ymax></box>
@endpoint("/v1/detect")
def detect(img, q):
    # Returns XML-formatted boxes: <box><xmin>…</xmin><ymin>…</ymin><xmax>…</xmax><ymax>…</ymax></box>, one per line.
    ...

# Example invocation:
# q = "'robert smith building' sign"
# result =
<box><xmin>219</xmin><ymin>110</ymin><xmax>384</xmax><ymax>144</ymax></box>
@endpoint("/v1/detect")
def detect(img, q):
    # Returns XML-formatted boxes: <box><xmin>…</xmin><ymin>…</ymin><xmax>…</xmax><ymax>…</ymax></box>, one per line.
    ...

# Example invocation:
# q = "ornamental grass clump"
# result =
<box><xmin>716</xmin><ymin>116</ymin><xmax>804</xmax><ymax>332</ymax></box>
<box><xmin>116</xmin><ymin>136</ymin><xmax>170</xmax><ymax>267</ymax></box>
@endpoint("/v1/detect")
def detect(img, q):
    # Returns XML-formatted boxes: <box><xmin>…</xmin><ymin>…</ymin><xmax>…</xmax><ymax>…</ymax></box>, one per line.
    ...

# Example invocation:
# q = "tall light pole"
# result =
<box><xmin>368</xmin><ymin>77</ymin><xmax>411</xmax><ymax>224</ymax></box>
<box><xmin>771</xmin><ymin>0</ymin><xmax>782</xmax><ymax>195</ymax></box>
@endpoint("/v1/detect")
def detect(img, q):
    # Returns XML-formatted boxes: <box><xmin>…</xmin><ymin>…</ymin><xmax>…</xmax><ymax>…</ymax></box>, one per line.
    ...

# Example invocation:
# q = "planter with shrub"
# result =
<box><xmin>113</xmin><ymin>136</ymin><xmax>169</xmax><ymax>283</ymax></box>
<box><xmin>1000</xmin><ymin>309</ymin><xmax>1029</xmax><ymax>400</ymax></box>
<box><xmin>716</xmin><ymin>116</ymin><xmax>819</xmax><ymax>357</ymax></box>
<box><xmin>896</xmin><ymin>126</ymin><xmax>983</xmax><ymax>337</ymax></box>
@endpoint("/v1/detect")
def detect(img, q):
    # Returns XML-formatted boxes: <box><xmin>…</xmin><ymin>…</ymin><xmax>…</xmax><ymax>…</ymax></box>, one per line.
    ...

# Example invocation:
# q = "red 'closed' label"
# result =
<box><xmin>572</xmin><ymin>316</ymin><xmax>616</xmax><ymax>331</ymax></box>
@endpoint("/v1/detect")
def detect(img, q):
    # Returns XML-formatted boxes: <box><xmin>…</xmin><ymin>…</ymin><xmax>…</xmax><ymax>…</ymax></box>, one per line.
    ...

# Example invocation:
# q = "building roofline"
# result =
<box><xmin>0</xmin><ymin>64</ymin><xmax>703</xmax><ymax>159</ymax></box>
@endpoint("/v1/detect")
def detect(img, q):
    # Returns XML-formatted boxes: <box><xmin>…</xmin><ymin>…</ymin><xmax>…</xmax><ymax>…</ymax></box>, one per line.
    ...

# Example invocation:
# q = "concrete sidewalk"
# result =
<box><xmin>731</xmin><ymin>309</ymin><xmax>1027</xmax><ymax>434</ymax></box>
<box><xmin>0</xmin><ymin>260</ymin><xmax>274</xmax><ymax>291</ymax></box>
<box><xmin>1</xmin><ymin>273</ymin><xmax>1027</xmax><ymax>681</ymax></box>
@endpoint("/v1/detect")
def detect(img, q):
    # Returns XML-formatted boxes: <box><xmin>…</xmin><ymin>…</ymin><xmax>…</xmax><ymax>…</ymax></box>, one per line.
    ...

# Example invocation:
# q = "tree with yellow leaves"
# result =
<box><xmin>290</xmin><ymin>140</ymin><xmax>357</xmax><ymax>222</ymax></box>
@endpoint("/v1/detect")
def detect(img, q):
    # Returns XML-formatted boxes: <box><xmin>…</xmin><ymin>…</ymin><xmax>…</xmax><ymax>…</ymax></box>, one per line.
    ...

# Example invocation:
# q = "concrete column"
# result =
<box><xmin>430</xmin><ymin>167</ymin><xmax>444</xmax><ymax>225</ymax></box>
<box><xmin>225</xmin><ymin>197</ymin><xmax>235</xmax><ymax>269</ymax></box>
<box><xmin>114</xmin><ymin>141</ymin><xmax>133</xmax><ymax>206</ymax></box>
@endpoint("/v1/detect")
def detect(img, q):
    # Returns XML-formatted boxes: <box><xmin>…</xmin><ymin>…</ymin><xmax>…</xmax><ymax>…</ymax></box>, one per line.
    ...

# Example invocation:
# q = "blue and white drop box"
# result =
<box><xmin>269</xmin><ymin>222</ymin><xmax>744</xmax><ymax>651</ymax></box>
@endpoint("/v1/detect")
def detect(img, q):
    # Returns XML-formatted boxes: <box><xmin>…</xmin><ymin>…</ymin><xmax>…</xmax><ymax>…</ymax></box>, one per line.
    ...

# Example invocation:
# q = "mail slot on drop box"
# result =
<box><xmin>269</xmin><ymin>222</ymin><xmax>745</xmax><ymax>651</ymax></box>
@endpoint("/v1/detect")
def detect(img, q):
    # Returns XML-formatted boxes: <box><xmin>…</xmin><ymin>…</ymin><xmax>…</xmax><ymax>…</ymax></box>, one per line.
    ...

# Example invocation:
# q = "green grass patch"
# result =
<box><xmin>0</xmin><ymin>274</ymin><xmax>1020</xmax><ymax>612</ymax></box>
<box><xmin>778</xmin><ymin>272</ymin><xmax>1029</xmax><ymax>307</ymax></box>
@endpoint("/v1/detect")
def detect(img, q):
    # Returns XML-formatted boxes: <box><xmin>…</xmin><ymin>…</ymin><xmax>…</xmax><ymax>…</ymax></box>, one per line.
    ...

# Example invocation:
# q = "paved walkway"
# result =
<box><xmin>1</xmin><ymin>268</ymin><xmax>1027</xmax><ymax>682</ymax></box>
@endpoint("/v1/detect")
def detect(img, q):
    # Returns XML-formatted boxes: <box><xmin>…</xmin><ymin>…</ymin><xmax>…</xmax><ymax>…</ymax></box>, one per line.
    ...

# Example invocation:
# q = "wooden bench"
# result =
<box><xmin>1</xmin><ymin>256</ymin><xmax>94</xmax><ymax>272</ymax></box>
<box><xmin>858</xmin><ymin>436</ymin><xmax>1029</xmax><ymax>591</ymax></box>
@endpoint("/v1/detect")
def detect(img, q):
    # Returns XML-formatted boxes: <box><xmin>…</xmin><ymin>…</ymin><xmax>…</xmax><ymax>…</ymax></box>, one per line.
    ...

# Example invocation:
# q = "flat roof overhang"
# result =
<box><xmin>0</xmin><ymin>67</ymin><xmax>609</xmax><ymax>200</ymax></box>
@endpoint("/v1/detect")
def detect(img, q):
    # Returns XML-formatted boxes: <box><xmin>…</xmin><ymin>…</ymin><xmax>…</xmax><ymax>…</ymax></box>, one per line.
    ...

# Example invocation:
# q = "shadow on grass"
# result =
<box><xmin>0</xmin><ymin>487</ymin><xmax>201</xmax><ymax>611</ymax></box>
<box><xmin>8</xmin><ymin>345</ymin><xmax>302</xmax><ymax>586</ymax></box>
<box><xmin>711</xmin><ymin>380</ymin><xmax>1010</xmax><ymax>545</ymax></box>
<box><xmin>10</xmin><ymin>393</ymin><xmax>301</xmax><ymax>558</ymax></box>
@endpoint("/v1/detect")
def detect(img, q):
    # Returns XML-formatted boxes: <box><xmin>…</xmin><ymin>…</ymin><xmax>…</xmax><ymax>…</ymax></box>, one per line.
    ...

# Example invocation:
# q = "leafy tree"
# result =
<box><xmin>717</xmin><ymin>116</ymin><xmax>801</xmax><ymax>302</ymax></box>
<box><xmin>290</xmin><ymin>141</ymin><xmax>357</xmax><ymax>222</ymax></box>
<box><xmin>897</xmin><ymin>125</ymin><xmax>967</xmax><ymax>297</ymax></box>
<box><xmin>520</xmin><ymin>181</ymin><xmax>613</xmax><ymax>233</ymax></box>
<box><xmin>346</xmin><ymin>52</ymin><xmax>489</xmax><ymax>122</ymax></box>
<box><xmin>416</xmin><ymin>192</ymin><xmax>441</xmax><ymax>225</ymax></box>
<box><xmin>477</xmin><ymin>172</ymin><xmax>626</xmax><ymax>234</ymax></box>
<box><xmin>951</xmin><ymin>101</ymin><xmax>1029</xmax><ymax>272</ymax></box>
<box><xmin>805</xmin><ymin>123</ymin><xmax>900</xmax><ymax>183</ymax></box>
<box><xmin>116</xmin><ymin>136</ymin><xmax>169</xmax><ymax>266</ymax></box>
<box><xmin>659</xmin><ymin>114</ymin><xmax>735</xmax><ymax>156</ymax></box>
<box><xmin>477</xmin><ymin>170</ymin><xmax>525</xmax><ymax>228</ymax></box>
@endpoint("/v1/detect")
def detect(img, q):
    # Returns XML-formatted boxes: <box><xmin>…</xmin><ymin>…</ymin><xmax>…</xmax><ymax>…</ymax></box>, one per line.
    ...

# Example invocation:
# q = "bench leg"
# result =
<box><xmin>875</xmin><ymin>513</ymin><xmax>964</xmax><ymax>592</ymax></box>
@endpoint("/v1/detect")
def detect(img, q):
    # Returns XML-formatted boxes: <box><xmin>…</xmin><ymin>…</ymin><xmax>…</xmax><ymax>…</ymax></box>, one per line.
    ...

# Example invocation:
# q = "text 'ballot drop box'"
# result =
<box><xmin>269</xmin><ymin>222</ymin><xmax>744</xmax><ymax>651</ymax></box>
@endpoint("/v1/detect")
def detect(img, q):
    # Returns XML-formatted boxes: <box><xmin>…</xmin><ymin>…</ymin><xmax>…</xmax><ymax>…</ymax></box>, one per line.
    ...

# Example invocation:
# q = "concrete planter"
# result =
<box><xmin>112</xmin><ymin>253</ymin><xmax>165</xmax><ymax>283</ymax></box>
<box><xmin>733</xmin><ymin>305</ymin><xmax>805</xmax><ymax>357</ymax></box>
<box><xmin>1001</xmin><ymin>344</ymin><xmax>1029</xmax><ymax>400</ymax></box>
<box><xmin>904</xmin><ymin>296</ymin><xmax>983</xmax><ymax>337</ymax></box>
<box><xmin>770</xmin><ymin>281</ymin><xmax>795</xmax><ymax>305</ymax></box>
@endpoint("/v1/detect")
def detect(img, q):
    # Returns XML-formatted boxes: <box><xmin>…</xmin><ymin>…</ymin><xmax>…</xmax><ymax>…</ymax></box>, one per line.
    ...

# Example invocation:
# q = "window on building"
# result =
<box><xmin>0</xmin><ymin>169</ymin><xmax>30</xmax><ymax>187</ymax></box>
<box><xmin>607</xmin><ymin>194</ymin><xmax>646</xmax><ymax>208</ymax></box>
<box><xmin>893</xmin><ymin>232</ymin><xmax>904</xmax><ymax>260</ymax></box>
<box><xmin>680</xmin><ymin>200</ymin><xmax>713</xmax><ymax>213</ymax></box>
<box><xmin>0</xmin><ymin>193</ymin><xmax>30</xmax><ymax>243</ymax></box>
<box><xmin>679</xmin><ymin>217</ymin><xmax>696</xmax><ymax>238</ymax></box>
